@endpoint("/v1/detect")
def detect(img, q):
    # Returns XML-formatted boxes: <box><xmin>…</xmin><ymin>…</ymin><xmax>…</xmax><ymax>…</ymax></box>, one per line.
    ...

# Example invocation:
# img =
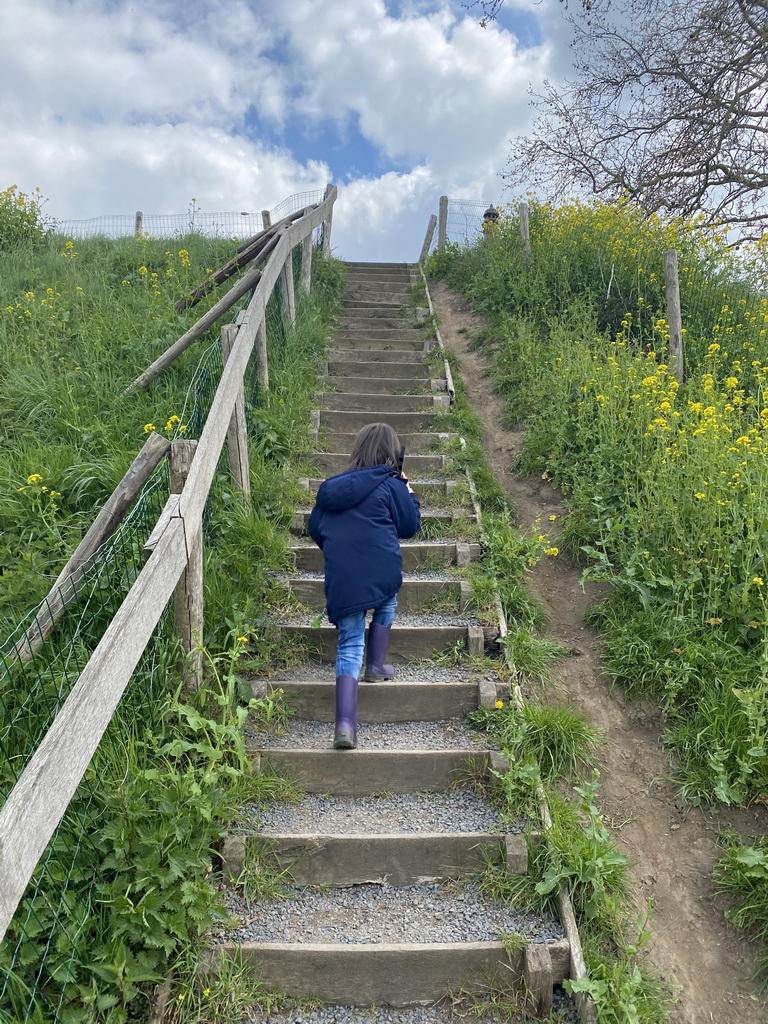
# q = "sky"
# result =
<box><xmin>0</xmin><ymin>0</ymin><xmax>572</xmax><ymax>262</ymax></box>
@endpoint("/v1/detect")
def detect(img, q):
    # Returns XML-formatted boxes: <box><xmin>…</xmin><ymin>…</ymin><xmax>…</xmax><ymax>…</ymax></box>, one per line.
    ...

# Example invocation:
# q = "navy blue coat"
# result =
<box><xmin>308</xmin><ymin>465</ymin><xmax>421</xmax><ymax>624</ymax></box>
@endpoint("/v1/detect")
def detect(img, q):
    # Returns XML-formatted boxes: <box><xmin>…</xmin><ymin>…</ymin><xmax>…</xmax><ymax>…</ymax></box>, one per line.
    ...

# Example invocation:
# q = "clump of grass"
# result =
<box><xmin>713</xmin><ymin>830</ymin><xmax>768</xmax><ymax>986</ymax></box>
<box><xmin>471</xmin><ymin>700</ymin><xmax>599</xmax><ymax>781</ymax></box>
<box><xmin>499</xmin><ymin>625</ymin><xmax>565</xmax><ymax>685</ymax></box>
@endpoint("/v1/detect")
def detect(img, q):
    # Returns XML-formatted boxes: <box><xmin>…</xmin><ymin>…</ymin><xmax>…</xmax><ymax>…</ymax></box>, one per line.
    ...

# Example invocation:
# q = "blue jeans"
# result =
<box><xmin>335</xmin><ymin>595</ymin><xmax>398</xmax><ymax>678</ymax></box>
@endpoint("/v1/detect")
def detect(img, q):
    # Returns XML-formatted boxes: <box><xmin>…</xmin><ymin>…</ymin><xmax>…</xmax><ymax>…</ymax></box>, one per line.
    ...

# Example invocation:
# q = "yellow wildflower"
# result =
<box><xmin>144</xmin><ymin>423</ymin><xmax>156</xmax><ymax>433</ymax></box>
<box><xmin>26</xmin><ymin>473</ymin><xmax>43</xmax><ymax>485</ymax></box>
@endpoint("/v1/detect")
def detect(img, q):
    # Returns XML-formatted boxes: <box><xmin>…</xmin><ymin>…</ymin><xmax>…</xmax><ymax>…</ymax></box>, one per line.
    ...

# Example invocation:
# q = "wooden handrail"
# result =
<box><xmin>127</xmin><ymin>188</ymin><xmax>336</xmax><ymax>392</ymax></box>
<box><xmin>0</xmin><ymin>507</ymin><xmax>188</xmax><ymax>941</ymax></box>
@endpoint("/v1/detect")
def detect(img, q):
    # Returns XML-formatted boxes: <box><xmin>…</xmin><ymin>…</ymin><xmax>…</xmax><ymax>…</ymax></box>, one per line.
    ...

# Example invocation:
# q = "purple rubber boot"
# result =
<box><xmin>364</xmin><ymin>623</ymin><xmax>396</xmax><ymax>682</ymax></box>
<box><xmin>333</xmin><ymin>674</ymin><xmax>358</xmax><ymax>749</ymax></box>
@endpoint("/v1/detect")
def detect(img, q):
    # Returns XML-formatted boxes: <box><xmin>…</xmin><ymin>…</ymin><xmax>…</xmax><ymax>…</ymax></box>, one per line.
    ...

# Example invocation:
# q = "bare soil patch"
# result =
<box><xmin>430</xmin><ymin>278</ymin><xmax>768</xmax><ymax>1024</ymax></box>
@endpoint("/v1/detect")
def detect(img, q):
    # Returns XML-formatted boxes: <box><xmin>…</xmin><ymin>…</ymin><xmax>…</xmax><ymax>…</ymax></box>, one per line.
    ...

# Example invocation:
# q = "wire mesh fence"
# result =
<box><xmin>434</xmin><ymin>198</ymin><xmax>512</xmax><ymax>251</ymax></box>
<box><xmin>53</xmin><ymin>189</ymin><xmax>328</xmax><ymax>241</ymax></box>
<box><xmin>0</xmin><ymin>236</ymin><xmax>313</xmax><ymax>1021</ymax></box>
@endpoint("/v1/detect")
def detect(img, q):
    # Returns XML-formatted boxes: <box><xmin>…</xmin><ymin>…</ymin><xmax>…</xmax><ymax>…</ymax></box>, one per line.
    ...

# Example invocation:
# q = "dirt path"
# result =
<box><xmin>430</xmin><ymin>279</ymin><xmax>768</xmax><ymax>1024</ymax></box>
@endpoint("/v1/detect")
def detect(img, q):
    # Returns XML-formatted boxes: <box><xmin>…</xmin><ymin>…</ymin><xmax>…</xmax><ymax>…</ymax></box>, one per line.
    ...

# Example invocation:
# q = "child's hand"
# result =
<box><xmin>406</xmin><ymin>482</ymin><xmax>414</xmax><ymax>494</ymax></box>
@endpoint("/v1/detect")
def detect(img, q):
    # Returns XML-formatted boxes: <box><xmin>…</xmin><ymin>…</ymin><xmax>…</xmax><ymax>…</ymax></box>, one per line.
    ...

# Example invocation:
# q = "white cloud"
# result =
<box><xmin>273</xmin><ymin>0</ymin><xmax>551</xmax><ymax>176</ymax></box>
<box><xmin>0</xmin><ymin>0</ymin><xmax>570</xmax><ymax>259</ymax></box>
<box><xmin>8</xmin><ymin>120</ymin><xmax>329</xmax><ymax>219</ymax></box>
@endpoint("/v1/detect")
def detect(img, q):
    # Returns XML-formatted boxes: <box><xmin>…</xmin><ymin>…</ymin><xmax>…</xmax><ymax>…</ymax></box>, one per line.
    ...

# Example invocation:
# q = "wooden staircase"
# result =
<box><xmin>211</xmin><ymin>262</ymin><xmax>570</xmax><ymax>1015</ymax></box>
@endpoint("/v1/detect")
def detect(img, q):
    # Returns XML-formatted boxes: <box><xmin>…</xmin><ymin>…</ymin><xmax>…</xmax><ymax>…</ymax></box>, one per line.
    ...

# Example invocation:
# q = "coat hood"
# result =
<box><xmin>315</xmin><ymin>465</ymin><xmax>394</xmax><ymax>512</ymax></box>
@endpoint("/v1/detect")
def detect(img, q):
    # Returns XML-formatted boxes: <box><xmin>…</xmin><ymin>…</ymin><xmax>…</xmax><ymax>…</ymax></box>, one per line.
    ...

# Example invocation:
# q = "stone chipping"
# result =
<box><xmin>245</xmin><ymin>791</ymin><xmax>524</xmax><ymax>835</ymax></box>
<box><xmin>216</xmin><ymin>881</ymin><xmax>566</xmax><ymax>946</ymax></box>
<box><xmin>248</xmin><ymin>718</ymin><xmax>486</xmax><ymax>751</ymax></box>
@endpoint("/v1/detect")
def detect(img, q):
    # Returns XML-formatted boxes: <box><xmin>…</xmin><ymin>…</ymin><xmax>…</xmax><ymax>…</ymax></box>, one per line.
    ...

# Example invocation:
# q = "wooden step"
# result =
<box><xmin>223</xmin><ymin>830</ymin><xmax>526</xmax><ymax>886</ymax></box>
<box><xmin>278</xmin><ymin>621</ymin><xmax>489</xmax><ymax>663</ymax></box>
<box><xmin>213</xmin><ymin>937</ymin><xmax>571</xmax><ymax>1005</ymax></box>
<box><xmin>298</xmin><ymin>451</ymin><xmax>446</xmax><ymax>475</ymax></box>
<box><xmin>325</xmin><ymin>375</ymin><xmax>442</xmax><ymax>395</ymax></box>
<box><xmin>298</xmin><ymin>476</ymin><xmax>461</xmax><ymax>499</ymax></box>
<box><xmin>316</xmin><ymin>392</ymin><xmax>448</xmax><ymax>412</ymax></box>
<box><xmin>319</xmin><ymin>431</ymin><xmax>456</xmax><ymax>453</ymax></box>
<box><xmin>343</xmin><ymin>285</ymin><xmax>412</xmax><ymax>302</ymax></box>
<box><xmin>343</xmin><ymin>261</ymin><xmax>413</xmax><ymax>272</ymax></box>
<box><xmin>285</xmin><ymin>576</ymin><xmax>472</xmax><ymax>614</ymax></box>
<box><xmin>317</xmin><ymin>409</ymin><xmax>438</xmax><ymax>433</ymax></box>
<box><xmin>254</xmin><ymin>747</ymin><xmax>489</xmax><ymax>794</ymax></box>
<box><xmin>290</xmin><ymin>540</ymin><xmax>481</xmax><ymax>572</ymax></box>
<box><xmin>263</xmin><ymin>679</ymin><xmax>483</xmax><ymax>722</ymax></box>
<box><xmin>290</xmin><ymin>507</ymin><xmax>476</xmax><ymax>539</ymax></box>
<box><xmin>328</xmin><ymin>348</ymin><xmax>427</xmax><ymax>364</ymax></box>
<box><xmin>327</xmin><ymin>358</ymin><xmax>428</xmax><ymax>378</ymax></box>
<box><xmin>342</xmin><ymin>299</ymin><xmax>409</xmax><ymax>311</ymax></box>
<box><xmin>335</xmin><ymin>328</ymin><xmax>425</xmax><ymax>343</ymax></box>
<box><xmin>331</xmin><ymin>337</ymin><xmax>428</xmax><ymax>353</ymax></box>
<box><xmin>337</xmin><ymin>317</ymin><xmax>412</xmax><ymax>330</ymax></box>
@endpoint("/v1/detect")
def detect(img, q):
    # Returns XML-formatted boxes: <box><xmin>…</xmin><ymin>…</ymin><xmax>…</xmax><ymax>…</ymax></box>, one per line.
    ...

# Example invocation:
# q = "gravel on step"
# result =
<box><xmin>245</xmin><ymin>791</ymin><xmax>524</xmax><ymax>835</ymax></box>
<box><xmin>252</xmin><ymin>987</ymin><xmax>579</xmax><ymax>1024</ymax></box>
<box><xmin>216</xmin><ymin>881</ymin><xmax>565</xmax><ymax>946</ymax></box>
<box><xmin>296</xmin><ymin>505</ymin><xmax>454</xmax><ymax>516</ymax></box>
<box><xmin>271</xmin><ymin>664</ymin><xmax>491</xmax><ymax>683</ymax></box>
<box><xmin>279</xmin><ymin>612</ymin><xmax>482</xmax><ymax>628</ymax></box>
<box><xmin>284</xmin><ymin>570</ymin><xmax>462</xmax><ymax>583</ymax></box>
<box><xmin>248</xmin><ymin>719</ymin><xmax>485</xmax><ymax>750</ymax></box>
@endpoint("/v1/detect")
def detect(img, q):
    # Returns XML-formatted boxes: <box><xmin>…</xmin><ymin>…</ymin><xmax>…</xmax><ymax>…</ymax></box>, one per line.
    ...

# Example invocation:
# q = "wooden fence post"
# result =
<box><xmin>220</xmin><ymin>325</ymin><xmax>251</xmax><ymax>501</ymax></box>
<box><xmin>321</xmin><ymin>183</ymin><xmax>334</xmax><ymax>257</ymax></box>
<box><xmin>437</xmin><ymin>196</ymin><xmax>448</xmax><ymax>253</ymax></box>
<box><xmin>169</xmin><ymin>439</ymin><xmax>203</xmax><ymax>691</ymax></box>
<box><xmin>301</xmin><ymin>231</ymin><xmax>313</xmax><ymax>294</ymax></box>
<box><xmin>261</xmin><ymin>209</ymin><xmax>272</xmax><ymax>230</ymax></box>
<box><xmin>664</xmin><ymin>249</ymin><xmax>685</xmax><ymax>383</ymax></box>
<box><xmin>135</xmin><ymin>211</ymin><xmax>144</xmax><ymax>237</ymax></box>
<box><xmin>519</xmin><ymin>201</ymin><xmax>531</xmax><ymax>260</ymax></box>
<box><xmin>280</xmin><ymin>256</ymin><xmax>296</xmax><ymax>326</ymax></box>
<box><xmin>420</xmin><ymin>213</ymin><xmax>437</xmax><ymax>263</ymax></box>
<box><xmin>255</xmin><ymin>318</ymin><xmax>269</xmax><ymax>399</ymax></box>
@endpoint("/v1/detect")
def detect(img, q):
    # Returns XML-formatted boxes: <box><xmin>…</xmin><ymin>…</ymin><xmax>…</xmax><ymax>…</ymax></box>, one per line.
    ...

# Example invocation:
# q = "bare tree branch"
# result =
<box><xmin>478</xmin><ymin>0</ymin><xmax>768</xmax><ymax>239</ymax></box>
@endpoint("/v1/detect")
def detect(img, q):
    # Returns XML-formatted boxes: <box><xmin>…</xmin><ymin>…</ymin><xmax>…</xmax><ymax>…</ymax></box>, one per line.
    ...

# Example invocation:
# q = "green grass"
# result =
<box><xmin>713</xmin><ymin>831</ymin><xmax>768</xmax><ymax>986</ymax></box>
<box><xmin>0</xmin><ymin>202</ymin><xmax>345</xmax><ymax>1023</ymax></box>
<box><xmin>425</xmin><ymin>198</ymin><xmax>768</xmax><ymax>809</ymax></box>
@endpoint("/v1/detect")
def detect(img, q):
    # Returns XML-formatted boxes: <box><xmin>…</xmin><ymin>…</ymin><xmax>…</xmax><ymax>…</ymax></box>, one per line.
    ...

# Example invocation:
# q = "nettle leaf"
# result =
<box><xmin>734</xmin><ymin>846</ymin><xmax>768</xmax><ymax>875</ymax></box>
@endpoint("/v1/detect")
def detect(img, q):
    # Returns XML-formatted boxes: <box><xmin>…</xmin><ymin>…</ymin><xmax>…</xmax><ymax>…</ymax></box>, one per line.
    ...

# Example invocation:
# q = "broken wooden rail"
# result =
<box><xmin>0</xmin><ymin>185</ymin><xmax>337</xmax><ymax>945</ymax></box>
<box><xmin>175</xmin><ymin>206</ymin><xmax>311</xmax><ymax>312</ymax></box>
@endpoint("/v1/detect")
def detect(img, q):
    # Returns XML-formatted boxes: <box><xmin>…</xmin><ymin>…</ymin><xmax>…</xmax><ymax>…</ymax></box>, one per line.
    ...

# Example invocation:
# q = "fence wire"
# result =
<box><xmin>0</xmin><ymin>242</ymin><xmax>309</xmax><ymax>1021</ymax></box>
<box><xmin>439</xmin><ymin>198</ymin><xmax>510</xmax><ymax>250</ymax></box>
<box><xmin>54</xmin><ymin>189</ymin><xmax>328</xmax><ymax>242</ymax></box>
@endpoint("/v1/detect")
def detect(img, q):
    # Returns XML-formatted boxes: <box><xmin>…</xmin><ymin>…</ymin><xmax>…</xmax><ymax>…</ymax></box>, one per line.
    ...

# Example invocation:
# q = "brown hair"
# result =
<box><xmin>347</xmin><ymin>422</ymin><xmax>401</xmax><ymax>471</ymax></box>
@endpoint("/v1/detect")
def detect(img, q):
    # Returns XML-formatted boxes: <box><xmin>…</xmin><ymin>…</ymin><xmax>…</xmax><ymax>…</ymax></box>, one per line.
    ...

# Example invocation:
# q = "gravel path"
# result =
<box><xmin>244</xmin><ymin>791</ymin><xmax>524</xmax><ymax>835</ymax></box>
<box><xmin>248</xmin><ymin>719</ymin><xmax>487</xmax><ymax>750</ymax></box>
<box><xmin>279</xmin><ymin>612</ymin><xmax>482</xmax><ymax>628</ymax></box>
<box><xmin>270</xmin><ymin>664</ymin><xmax>487</xmax><ymax>683</ymax></box>
<box><xmin>217</xmin><ymin>882</ymin><xmax>565</xmax><ymax>946</ymax></box>
<box><xmin>253</xmin><ymin>988</ymin><xmax>579</xmax><ymax>1024</ymax></box>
